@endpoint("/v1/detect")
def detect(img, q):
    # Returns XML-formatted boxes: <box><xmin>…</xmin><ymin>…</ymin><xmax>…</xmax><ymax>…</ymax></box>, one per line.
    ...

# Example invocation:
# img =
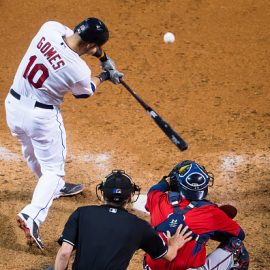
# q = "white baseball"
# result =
<box><xmin>164</xmin><ymin>32</ymin><xmax>175</xmax><ymax>43</ymax></box>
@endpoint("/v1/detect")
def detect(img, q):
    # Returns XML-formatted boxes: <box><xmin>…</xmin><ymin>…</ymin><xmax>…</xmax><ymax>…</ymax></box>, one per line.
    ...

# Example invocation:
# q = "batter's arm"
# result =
<box><xmin>73</xmin><ymin>73</ymin><xmax>109</xmax><ymax>99</ymax></box>
<box><xmin>93</xmin><ymin>70</ymin><xmax>110</xmax><ymax>86</ymax></box>
<box><xmin>92</xmin><ymin>76</ymin><xmax>101</xmax><ymax>87</ymax></box>
<box><xmin>93</xmin><ymin>47</ymin><xmax>123</xmax><ymax>84</ymax></box>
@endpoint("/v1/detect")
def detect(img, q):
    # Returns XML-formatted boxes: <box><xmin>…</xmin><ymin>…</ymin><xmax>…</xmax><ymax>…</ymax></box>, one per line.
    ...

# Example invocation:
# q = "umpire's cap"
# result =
<box><xmin>97</xmin><ymin>170</ymin><xmax>140</xmax><ymax>203</ymax></box>
<box><xmin>74</xmin><ymin>18</ymin><xmax>109</xmax><ymax>46</ymax></box>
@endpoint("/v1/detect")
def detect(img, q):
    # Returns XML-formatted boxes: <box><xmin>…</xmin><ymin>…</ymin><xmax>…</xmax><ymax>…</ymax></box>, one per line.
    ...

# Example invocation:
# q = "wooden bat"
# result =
<box><xmin>120</xmin><ymin>79</ymin><xmax>188</xmax><ymax>151</ymax></box>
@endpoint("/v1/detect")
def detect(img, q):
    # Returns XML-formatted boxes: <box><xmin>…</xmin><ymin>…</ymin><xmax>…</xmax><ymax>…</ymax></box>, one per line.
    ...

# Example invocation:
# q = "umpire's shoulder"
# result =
<box><xmin>75</xmin><ymin>205</ymin><xmax>100</xmax><ymax>212</ymax></box>
<box><xmin>126</xmin><ymin>210</ymin><xmax>150</xmax><ymax>226</ymax></box>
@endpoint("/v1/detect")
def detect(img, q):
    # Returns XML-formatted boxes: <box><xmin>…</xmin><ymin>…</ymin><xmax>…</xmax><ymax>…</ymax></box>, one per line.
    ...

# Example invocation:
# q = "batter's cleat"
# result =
<box><xmin>54</xmin><ymin>183</ymin><xmax>84</xmax><ymax>199</ymax></box>
<box><xmin>17</xmin><ymin>213</ymin><xmax>44</xmax><ymax>250</ymax></box>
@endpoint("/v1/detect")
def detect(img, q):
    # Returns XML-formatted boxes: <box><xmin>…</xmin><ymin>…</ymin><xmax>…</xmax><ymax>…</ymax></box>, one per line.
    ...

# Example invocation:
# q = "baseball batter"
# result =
<box><xmin>5</xmin><ymin>17</ymin><xmax>122</xmax><ymax>250</ymax></box>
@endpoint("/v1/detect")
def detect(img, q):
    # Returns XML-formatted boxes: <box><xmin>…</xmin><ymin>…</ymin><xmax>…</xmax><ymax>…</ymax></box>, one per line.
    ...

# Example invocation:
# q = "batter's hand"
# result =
<box><xmin>101</xmin><ymin>56</ymin><xmax>124</xmax><ymax>84</ymax></box>
<box><xmin>101</xmin><ymin>56</ymin><xmax>116</xmax><ymax>70</ymax></box>
<box><xmin>107</xmin><ymin>69</ymin><xmax>124</xmax><ymax>84</ymax></box>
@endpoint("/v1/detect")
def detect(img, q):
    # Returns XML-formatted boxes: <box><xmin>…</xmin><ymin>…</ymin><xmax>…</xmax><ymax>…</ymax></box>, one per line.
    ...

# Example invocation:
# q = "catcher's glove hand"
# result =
<box><xmin>219</xmin><ymin>204</ymin><xmax>237</xmax><ymax>219</ymax></box>
<box><xmin>158</xmin><ymin>176</ymin><xmax>170</xmax><ymax>191</ymax></box>
<box><xmin>168</xmin><ymin>172</ymin><xmax>180</xmax><ymax>192</ymax></box>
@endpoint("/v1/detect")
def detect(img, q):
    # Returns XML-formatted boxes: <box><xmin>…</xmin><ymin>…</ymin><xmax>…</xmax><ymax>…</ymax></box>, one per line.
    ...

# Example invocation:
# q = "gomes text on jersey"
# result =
<box><xmin>37</xmin><ymin>36</ymin><xmax>65</xmax><ymax>70</ymax></box>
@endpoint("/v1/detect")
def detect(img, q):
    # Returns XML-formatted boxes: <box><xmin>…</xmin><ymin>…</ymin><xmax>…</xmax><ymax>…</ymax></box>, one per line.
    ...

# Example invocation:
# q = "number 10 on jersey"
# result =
<box><xmin>23</xmin><ymin>55</ymin><xmax>49</xmax><ymax>88</ymax></box>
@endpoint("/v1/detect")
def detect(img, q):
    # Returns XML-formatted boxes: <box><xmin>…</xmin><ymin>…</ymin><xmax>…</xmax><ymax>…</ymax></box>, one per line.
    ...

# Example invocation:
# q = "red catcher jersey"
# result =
<box><xmin>11</xmin><ymin>21</ymin><xmax>94</xmax><ymax>106</ymax></box>
<box><xmin>145</xmin><ymin>190</ymin><xmax>242</xmax><ymax>270</ymax></box>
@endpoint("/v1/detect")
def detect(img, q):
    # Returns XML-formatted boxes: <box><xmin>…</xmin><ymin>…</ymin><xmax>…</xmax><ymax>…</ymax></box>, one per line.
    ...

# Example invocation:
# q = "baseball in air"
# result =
<box><xmin>163</xmin><ymin>32</ymin><xmax>175</xmax><ymax>43</ymax></box>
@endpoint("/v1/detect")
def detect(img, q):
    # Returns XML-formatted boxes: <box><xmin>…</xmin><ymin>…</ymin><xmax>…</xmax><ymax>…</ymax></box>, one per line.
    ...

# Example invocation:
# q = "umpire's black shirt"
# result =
<box><xmin>58</xmin><ymin>204</ymin><xmax>167</xmax><ymax>270</ymax></box>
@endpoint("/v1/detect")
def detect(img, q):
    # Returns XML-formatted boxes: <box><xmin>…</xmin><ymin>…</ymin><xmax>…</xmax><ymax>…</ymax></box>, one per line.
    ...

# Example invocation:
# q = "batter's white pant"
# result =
<box><xmin>188</xmin><ymin>248</ymin><xmax>236</xmax><ymax>270</ymax></box>
<box><xmin>5</xmin><ymin>92</ymin><xmax>66</xmax><ymax>226</ymax></box>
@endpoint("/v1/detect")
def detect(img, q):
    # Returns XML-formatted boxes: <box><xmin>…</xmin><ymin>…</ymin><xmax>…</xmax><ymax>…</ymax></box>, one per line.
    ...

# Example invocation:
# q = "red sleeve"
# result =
<box><xmin>185</xmin><ymin>205</ymin><xmax>242</xmax><ymax>236</ymax></box>
<box><xmin>146</xmin><ymin>190</ymin><xmax>164</xmax><ymax>213</ymax></box>
<box><xmin>210</xmin><ymin>207</ymin><xmax>242</xmax><ymax>236</ymax></box>
<box><xmin>146</xmin><ymin>190</ymin><xmax>174</xmax><ymax>227</ymax></box>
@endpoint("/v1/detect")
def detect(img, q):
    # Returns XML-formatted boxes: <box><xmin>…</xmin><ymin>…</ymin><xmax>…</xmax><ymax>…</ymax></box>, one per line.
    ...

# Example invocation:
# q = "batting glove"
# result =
<box><xmin>101</xmin><ymin>56</ymin><xmax>116</xmax><ymax>70</ymax></box>
<box><xmin>101</xmin><ymin>56</ymin><xmax>124</xmax><ymax>84</ymax></box>
<box><xmin>97</xmin><ymin>70</ymin><xmax>110</xmax><ymax>83</ymax></box>
<box><xmin>107</xmin><ymin>69</ymin><xmax>124</xmax><ymax>84</ymax></box>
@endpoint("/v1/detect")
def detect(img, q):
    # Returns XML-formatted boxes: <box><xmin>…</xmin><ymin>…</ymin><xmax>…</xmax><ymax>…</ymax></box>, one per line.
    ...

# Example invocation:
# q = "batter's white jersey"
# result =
<box><xmin>11</xmin><ymin>21</ymin><xmax>95</xmax><ymax>106</ymax></box>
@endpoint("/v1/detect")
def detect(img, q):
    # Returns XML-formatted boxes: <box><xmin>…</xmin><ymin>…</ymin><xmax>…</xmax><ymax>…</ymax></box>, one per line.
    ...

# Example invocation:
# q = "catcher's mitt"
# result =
<box><xmin>219</xmin><ymin>204</ymin><xmax>237</xmax><ymax>219</ymax></box>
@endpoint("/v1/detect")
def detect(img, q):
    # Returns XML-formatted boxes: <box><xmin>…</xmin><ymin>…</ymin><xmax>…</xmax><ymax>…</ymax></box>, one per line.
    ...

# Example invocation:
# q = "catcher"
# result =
<box><xmin>144</xmin><ymin>160</ymin><xmax>249</xmax><ymax>270</ymax></box>
<box><xmin>53</xmin><ymin>170</ymin><xmax>192</xmax><ymax>270</ymax></box>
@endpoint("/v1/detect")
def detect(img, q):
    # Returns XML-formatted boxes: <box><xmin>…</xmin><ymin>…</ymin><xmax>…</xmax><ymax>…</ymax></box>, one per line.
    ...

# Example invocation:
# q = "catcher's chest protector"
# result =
<box><xmin>155</xmin><ymin>192</ymin><xmax>215</xmax><ymax>255</ymax></box>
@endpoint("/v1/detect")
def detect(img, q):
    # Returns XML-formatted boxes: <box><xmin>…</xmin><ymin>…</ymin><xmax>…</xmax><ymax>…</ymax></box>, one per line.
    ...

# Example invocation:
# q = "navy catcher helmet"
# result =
<box><xmin>74</xmin><ymin>18</ymin><xmax>109</xmax><ymax>46</ymax></box>
<box><xmin>169</xmin><ymin>160</ymin><xmax>214</xmax><ymax>200</ymax></box>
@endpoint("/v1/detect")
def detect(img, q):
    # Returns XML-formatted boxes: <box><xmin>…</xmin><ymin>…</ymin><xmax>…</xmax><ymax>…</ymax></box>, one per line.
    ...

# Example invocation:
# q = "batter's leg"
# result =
<box><xmin>17</xmin><ymin>133</ymin><xmax>42</xmax><ymax>178</ymax></box>
<box><xmin>21</xmin><ymin>171</ymin><xmax>65</xmax><ymax>226</ymax></box>
<box><xmin>5</xmin><ymin>94</ymin><xmax>41</xmax><ymax>177</ymax></box>
<box><xmin>6</xmin><ymin>99</ymin><xmax>83</xmax><ymax>249</ymax></box>
<box><xmin>5</xmin><ymin>94</ymin><xmax>42</xmax><ymax>177</ymax></box>
<box><xmin>16</xmin><ymin>171</ymin><xmax>64</xmax><ymax>250</ymax></box>
<box><xmin>19</xmin><ymin>108</ymin><xmax>67</xmax><ymax>224</ymax></box>
<box><xmin>19</xmin><ymin>108</ymin><xmax>84</xmax><ymax>221</ymax></box>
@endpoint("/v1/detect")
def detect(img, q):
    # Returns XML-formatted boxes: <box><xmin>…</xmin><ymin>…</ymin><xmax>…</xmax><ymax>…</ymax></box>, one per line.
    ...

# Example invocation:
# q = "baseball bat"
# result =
<box><xmin>120</xmin><ymin>79</ymin><xmax>188</xmax><ymax>151</ymax></box>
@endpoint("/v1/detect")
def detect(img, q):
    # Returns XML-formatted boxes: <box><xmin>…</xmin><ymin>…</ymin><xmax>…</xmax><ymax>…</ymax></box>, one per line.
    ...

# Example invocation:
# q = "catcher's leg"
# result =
<box><xmin>188</xmin><ymin>238</ymin><xmax>249</xmax><ymax>270</ymax></box>
<box><xmin>187</xmin><ymin>248</ymin><xmax>234</xmax><ymax>270</ymax></box>
<box><xmin>218</xmin><ymin>237</ymin><xmax>249</xmax><ymax>270</ymax></box>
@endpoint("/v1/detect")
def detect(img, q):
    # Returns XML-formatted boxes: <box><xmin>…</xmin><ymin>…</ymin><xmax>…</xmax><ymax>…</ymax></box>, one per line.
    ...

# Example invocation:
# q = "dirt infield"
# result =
<box><xmin>0</xmin><ymin>0</ymin><xmax>269</xmax><ymax>269</ymax></box>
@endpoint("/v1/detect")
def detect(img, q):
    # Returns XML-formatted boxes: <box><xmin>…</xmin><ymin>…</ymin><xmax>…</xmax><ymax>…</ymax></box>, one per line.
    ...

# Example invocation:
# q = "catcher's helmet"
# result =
<box><xmin>96</xmin><ymin>170</ymin><xmax>140</xmax><ymax>203</ymax></box>
<box><xmin>169</xmin><ymin>160</ymin><xmax>214</xmax><ymax>200</ymax></box>
<box><xmin>74</xmin><ymin>18</ymin><xmax>109</xmax><ymax>46</ymax></box>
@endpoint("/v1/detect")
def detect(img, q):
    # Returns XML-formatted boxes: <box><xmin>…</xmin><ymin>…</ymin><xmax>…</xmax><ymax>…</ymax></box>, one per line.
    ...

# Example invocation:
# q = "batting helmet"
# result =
<box><xmin>96</xmin><ymin>170</ymin><xmax>140</xmax><ymax>203</ymax></box>
<box><xmin>169</xmin><ymin>160</ymin><xmax>214</xmax><ymax>200</ymax></box>
<box><xmin>74</xmin><ymin>18</ymin><xmax>109</xmax><ymax>46</ymax></box>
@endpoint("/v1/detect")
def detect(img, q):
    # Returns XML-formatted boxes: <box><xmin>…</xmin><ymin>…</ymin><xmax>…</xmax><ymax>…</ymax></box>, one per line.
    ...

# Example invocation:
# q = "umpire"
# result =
<box><xmin>53</xmin><ymin>170</ymin><xmax>192</xmax><ymax>270</ymax></box>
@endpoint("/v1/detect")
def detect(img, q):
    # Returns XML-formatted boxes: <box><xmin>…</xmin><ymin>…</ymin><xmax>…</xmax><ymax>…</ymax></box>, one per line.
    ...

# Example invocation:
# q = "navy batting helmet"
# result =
<box><xmin>74</xmin><ymin>18</ymin><xmax>109</xmax><ymax>46</ymax></box>
<box><xmin>169</xmin><ymin>160</ymin><xmax>214</xmax><ymax>200</ymax></box>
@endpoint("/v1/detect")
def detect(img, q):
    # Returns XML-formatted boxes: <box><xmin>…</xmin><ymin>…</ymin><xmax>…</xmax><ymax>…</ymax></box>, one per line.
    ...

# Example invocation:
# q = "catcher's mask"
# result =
<box><xmin>74</xmin><ymin>17</ymin><xmax>109</xmax><ymax>46</ymax></box>
<box><xmin>169</xmin><ymin>160</ymin><xmax>214</xmax><ymax>200</ymax></box>
<box><xmin>96</xmin><ymin>170</ymin><xmax>141</xmax><ymax>203</ymax></box>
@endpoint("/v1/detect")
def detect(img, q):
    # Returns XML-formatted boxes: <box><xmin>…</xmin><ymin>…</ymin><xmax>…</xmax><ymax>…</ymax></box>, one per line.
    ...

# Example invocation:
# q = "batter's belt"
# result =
<box><xmin>10</xmin><ymin>89</ymin><xmax>54</xmax><ymax>109</ymax></box>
